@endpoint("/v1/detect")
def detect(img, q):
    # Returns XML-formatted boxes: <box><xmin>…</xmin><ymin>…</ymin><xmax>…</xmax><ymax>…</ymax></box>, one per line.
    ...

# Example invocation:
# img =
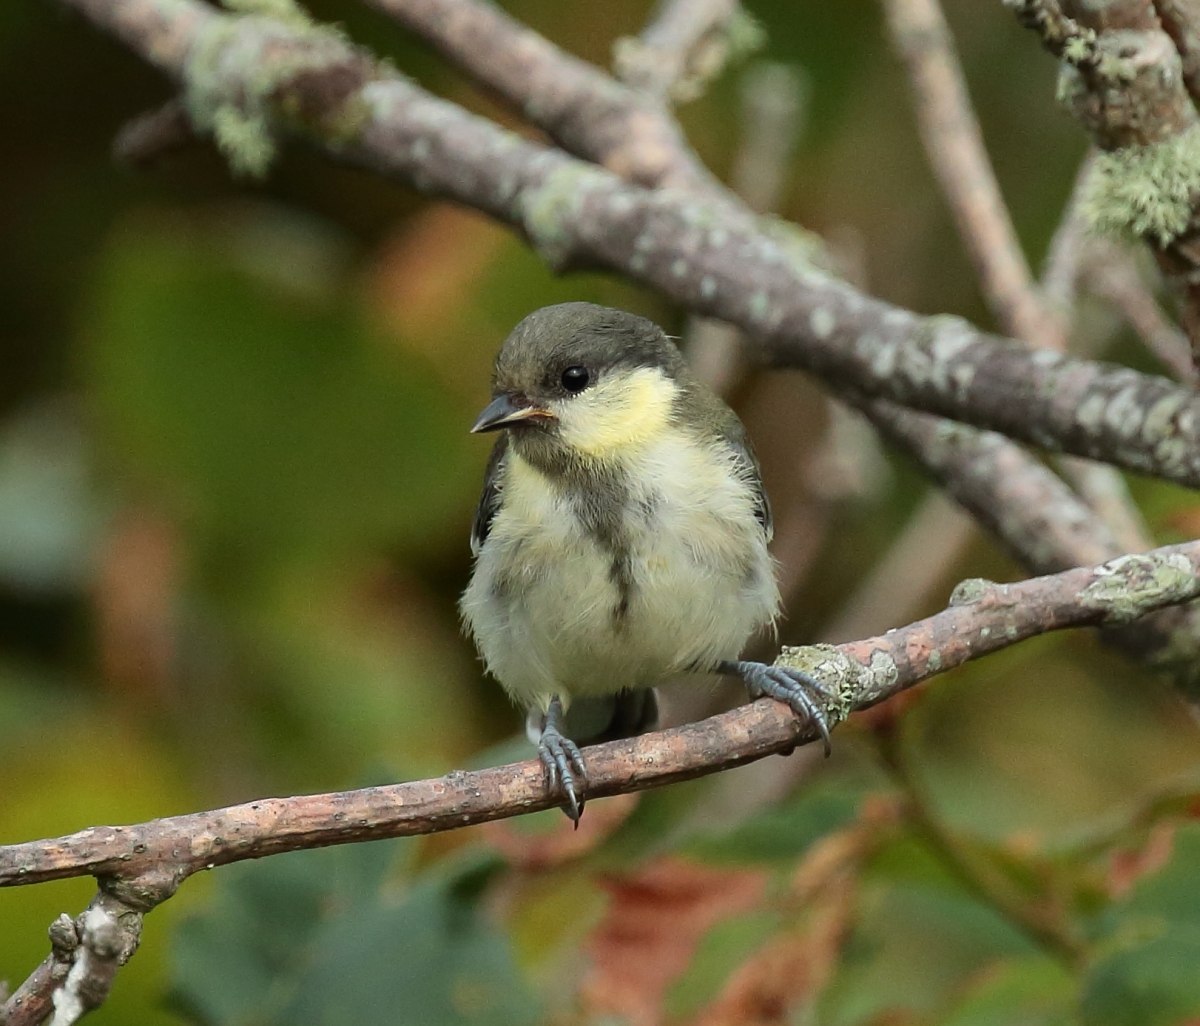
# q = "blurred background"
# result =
<box><xmin>4</xmin><ymin>1</ymin><xmax>1200</xmax><ymax>1023</ymax></box>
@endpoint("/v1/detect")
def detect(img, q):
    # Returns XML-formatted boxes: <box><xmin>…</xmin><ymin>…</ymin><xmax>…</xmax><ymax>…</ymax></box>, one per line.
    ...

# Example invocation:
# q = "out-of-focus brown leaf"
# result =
<box><xmin>685</xmin><ymin>797</ymin><xmax>900</xmax><ymax>1026</ymax></box>
<box><xmin>578</xmin><ymin>858</ymin><xmax>769</xmax><ymax>1026</ymax></box>
<box><xmin>367</xmin><ymin>206</ymin><xmax>506</xmax><ymax>344</ymax></box>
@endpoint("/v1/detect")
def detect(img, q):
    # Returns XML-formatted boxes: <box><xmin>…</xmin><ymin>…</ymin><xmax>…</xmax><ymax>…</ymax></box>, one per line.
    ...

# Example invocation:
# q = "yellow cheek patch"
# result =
<box><xmin>561</xmin><ymin>368</ymin><xmax>678</xmax><ymax>458</ymax></box>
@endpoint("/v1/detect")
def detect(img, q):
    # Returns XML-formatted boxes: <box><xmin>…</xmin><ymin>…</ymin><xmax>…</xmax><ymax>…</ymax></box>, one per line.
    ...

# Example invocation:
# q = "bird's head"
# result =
<box><xmin>471</xmin><ymin>303</ymin><xmax>691</xmax><ymax>466</ymax></box>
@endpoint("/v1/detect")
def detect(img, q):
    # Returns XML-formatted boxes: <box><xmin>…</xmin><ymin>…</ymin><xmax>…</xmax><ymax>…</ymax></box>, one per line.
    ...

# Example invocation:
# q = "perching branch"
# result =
<box><xmin>3</xmin><ymin>540</ymin><xmax>1199</xmax><ymax>899</ymax></box>
<box><xmin>3</xmin><ymin>541</ymin><xmax>1200</xmax><ymax>1022</ymax></box>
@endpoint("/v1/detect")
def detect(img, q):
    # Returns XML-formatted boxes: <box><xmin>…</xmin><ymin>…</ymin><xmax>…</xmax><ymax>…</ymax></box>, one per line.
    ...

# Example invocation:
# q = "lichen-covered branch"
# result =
<box><xmin>1009</xmin><ymin>0</ymin><xmax>1200</xmax><ymax>366</ymax></box>
<box><xmin>56</xmin><ymin>0</ymin><xmax>1200</xmax><ymax>488</ymax></box>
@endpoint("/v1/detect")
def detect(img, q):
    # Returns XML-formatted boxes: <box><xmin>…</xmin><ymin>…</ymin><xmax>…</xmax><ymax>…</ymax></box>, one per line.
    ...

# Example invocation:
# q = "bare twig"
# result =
<box><xmin>885</xmin><ymin>0</ymin><xmax>1066</xmax><ymax>349</ymax></box>
<box><xmin>1041</xmin><ymin>150</ymin><xmax>1096</xmax><ymax>317</ymax></box>
<box><xmin>111</xmin><ymin>99</ymin><xmax>197</xmax><ymax>168</ymax></box>
<box><xmin>361</xmin><ymin>0</ymin><xmax>723</xmax><ymax>193</ymax></box>
<box><xmin>5</xmin><ymin>894</ymin><xmax>141</xmax><ymax>1026</ymax></box>
<box><xmin>1086</xmin><ymin>243</ymin><xmax>1196</xmax><ymax>381</ymax></box>
<box><xmin>614</xmin><ymin>0</ymin><xmax>746</xmax><ymax>102</ymax></box>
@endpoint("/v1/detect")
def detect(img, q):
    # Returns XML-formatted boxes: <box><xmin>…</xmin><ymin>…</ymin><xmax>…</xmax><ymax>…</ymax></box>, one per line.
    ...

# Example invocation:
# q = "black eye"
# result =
<box><xmin>561</xmin><ymin>366</ymin><xmax>590</xmax><ymax>393</ymax></box>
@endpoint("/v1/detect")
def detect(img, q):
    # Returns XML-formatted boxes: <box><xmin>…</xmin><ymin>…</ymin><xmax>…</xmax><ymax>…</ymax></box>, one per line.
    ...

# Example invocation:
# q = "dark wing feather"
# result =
<box><xmin>706</xmin><ymin>397</ymin><xmax>772</xmax><ymax>540</ymax></box>
<box><xmin>730</xmin><ymin>432</ymin><xmax>773</xmax><ymax>539</ymax></box>
<box><xmin>470</xmin><ymin>434</ymin><xmax>509</xmax><ymax>555</ymax></box>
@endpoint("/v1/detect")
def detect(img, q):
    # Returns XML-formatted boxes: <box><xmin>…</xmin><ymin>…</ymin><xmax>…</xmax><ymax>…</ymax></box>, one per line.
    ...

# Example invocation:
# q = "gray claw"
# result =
<box><xmin>722</xmin><ymin>660</ymin><xmax>834</xmax><ymax>756</ymax></box>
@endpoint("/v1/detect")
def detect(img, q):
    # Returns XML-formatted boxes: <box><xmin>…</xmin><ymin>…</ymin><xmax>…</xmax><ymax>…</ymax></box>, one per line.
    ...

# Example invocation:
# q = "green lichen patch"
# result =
<box><xmin>1082</xmin><ymin>127</ymin><xmax>1200</xmax><ymax>245</ymax></box>
<box><xmin>183</xmin><ymin>13</ymin><xmax>370</xmax><ymax>179</ymax></box>
<box><xmin>778</xmin><ymin>643</ymin><xmax>862</xmax><ymax>724</ymax></box>
<box><xmin>949</xmin><ymin>577</ymin><xmax>997</xmax><ymax>607</ymax></box>
<box><xmin>518</xmin><ymin>164</ymin><xmax>609</xmax><ymax>268</ymax></box>
<box><xmin>1079</xmin><ymin>551</ymin><xmax>1199</xmax><ymax>624</ymax></box>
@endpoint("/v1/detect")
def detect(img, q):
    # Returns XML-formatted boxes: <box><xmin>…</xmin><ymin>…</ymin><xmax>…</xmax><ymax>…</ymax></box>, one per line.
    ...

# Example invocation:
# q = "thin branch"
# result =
<box><xmin>885</xmin><ymin>0</ymin><xmax>1066</xmax><ymax>350</ymax></box>
<box><xmin>361</xmin><ymin>0</ymin><xmax>722</xmax><ymax>193</ymax></box>
<box><xmin>4</xmin><ymin>894</ymin><xmax>141</xmax><ymax>1026</ymax></box>
<box><xmin>2</xmin><ymin>539</ymin><xmax>1199</xmax><ymax>896</ymax></box>
<box><xmin>1086</xmin><ymin>242</ymin><xmax>1196</xmax><ymax>381</ymax></box>
<box><xmin>1041</xmin><ymin>151</ymin><xmax>1096</xmax><ymax>315</ymax></box>
<box><xmin>614</xmin><ymin>0</ymin><xmax>745</xmax><ymax>102</ymax></box>
<box><xmin>111</xmin><ymin>99</ymin><xmax>197</xmax><ymax>168</ymax></box>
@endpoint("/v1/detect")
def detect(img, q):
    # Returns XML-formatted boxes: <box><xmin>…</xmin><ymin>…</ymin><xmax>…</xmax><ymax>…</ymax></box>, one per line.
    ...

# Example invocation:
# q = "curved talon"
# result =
<box><xmin>722</xmin><ymin>660</ymin><xmax>834</xmax><ymax>757</ymax></box>
<box><xmin>539</xmin><ymin>733</ymin><xmax>585</xmax><ymax>822</ymax></box>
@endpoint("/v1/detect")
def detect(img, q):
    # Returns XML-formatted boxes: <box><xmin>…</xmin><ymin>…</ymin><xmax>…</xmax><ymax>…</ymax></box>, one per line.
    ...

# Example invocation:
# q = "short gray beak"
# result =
<box><xmin>470</xmin><ymin>393</ymin><xmax>554</xmax><ymax>433</ymax></box>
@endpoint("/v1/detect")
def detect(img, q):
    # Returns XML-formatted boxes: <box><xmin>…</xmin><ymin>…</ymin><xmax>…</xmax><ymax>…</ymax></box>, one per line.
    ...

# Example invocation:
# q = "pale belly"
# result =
<box><xmin>461</xmin><ymin>441</ymin><xmax>779</xmax><ymax>711</ymax></box>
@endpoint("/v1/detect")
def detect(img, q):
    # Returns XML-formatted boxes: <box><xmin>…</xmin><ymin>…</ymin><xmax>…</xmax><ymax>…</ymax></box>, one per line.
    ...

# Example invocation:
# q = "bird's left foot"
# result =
<box><xmin>720</xmin><ymin>660</ymin><xmax>835</xmax><ymax>756</ymax></box>
<box><xmin>535</xmin><ymin>696</ymin><xmax>588</xmax><ymax>824</ymax></box>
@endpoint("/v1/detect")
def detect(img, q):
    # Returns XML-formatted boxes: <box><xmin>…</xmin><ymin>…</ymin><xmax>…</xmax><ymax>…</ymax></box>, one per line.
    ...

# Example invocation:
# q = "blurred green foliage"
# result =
<box><xmin>3</xmin><ymin>0</ymin><xmax>1200</xmax><ymax>1023</ymax></box>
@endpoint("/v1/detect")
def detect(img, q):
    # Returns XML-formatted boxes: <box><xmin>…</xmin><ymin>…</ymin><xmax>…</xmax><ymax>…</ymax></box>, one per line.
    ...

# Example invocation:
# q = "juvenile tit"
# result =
<box><xmin>461</xmin><ymin>303</ymin><xmax>831</xmax><ymax>821</ymax></box>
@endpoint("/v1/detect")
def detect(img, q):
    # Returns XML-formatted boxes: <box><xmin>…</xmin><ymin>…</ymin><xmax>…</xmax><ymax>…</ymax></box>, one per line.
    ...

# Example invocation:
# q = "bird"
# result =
<box><xmin>460</xmin><ymin>302</ymin><xmax>831</xmax><ymax>821</ymax></box>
